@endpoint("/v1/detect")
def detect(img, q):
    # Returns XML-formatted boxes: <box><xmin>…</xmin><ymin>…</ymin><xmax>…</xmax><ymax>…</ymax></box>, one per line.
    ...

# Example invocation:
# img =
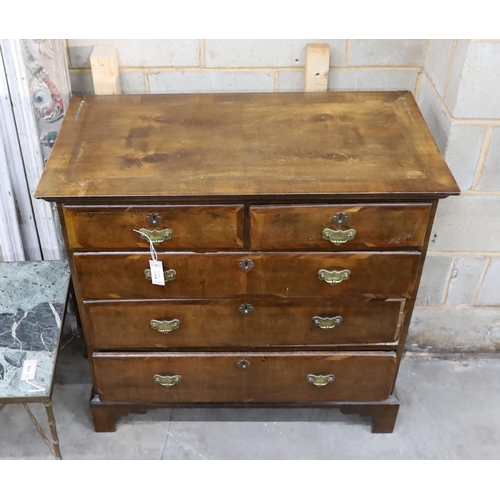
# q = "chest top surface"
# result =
<box><xmin>35</xmin><ymin>92</ymin><xmax>459</xmax><ymax>202</ymax></box>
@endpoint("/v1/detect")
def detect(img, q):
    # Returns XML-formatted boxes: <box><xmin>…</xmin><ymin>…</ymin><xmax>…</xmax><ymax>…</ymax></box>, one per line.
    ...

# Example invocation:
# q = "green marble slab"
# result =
<box><xmin>0</xmin><ymin>261</ymin><xmax>70</xmax><ymax>400</ymax></box>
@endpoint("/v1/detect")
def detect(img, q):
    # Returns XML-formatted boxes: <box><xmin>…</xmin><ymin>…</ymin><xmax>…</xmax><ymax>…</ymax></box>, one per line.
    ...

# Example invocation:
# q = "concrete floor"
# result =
<box><xmin>1</xmin><ymin>340</ymin><xmax>499</xmax><ymax>459</ymax></box>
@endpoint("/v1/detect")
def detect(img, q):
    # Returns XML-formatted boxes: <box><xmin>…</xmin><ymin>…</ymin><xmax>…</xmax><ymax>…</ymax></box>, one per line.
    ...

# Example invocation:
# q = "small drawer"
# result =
<box><xmin>63</xmin><ymin>205</ymin><xmax>244</xmax><ymax>250</ymax></box>
<box><xmin>73</xmin><ymin>252</ymin><xmax>420</xmax><ymax>300</ymax></box>
<box><xmin>84</xmin><ymin>298</ymin><xmax>405</xmax><ymax>350</ymax></box>
<box><xmin>250</xmin><ymin>204</ymin><xmax>431</xmax><ymax>250</ymax></box>
<box><xmin>93</xmin><ymin>351</ymin><xmax>397</xmax><ymax>403</ymax></box>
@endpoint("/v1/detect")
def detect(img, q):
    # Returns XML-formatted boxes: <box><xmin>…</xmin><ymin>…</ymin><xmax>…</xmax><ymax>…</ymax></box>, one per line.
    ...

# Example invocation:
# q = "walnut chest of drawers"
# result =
<box><xmin>36</xmin><ymin>92</ymin><xmax>459</xmax><ymax>433</ymax></box>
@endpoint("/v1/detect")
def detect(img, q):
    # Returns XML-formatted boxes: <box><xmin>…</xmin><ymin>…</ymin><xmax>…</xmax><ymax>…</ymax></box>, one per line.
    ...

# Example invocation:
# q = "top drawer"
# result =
<box><xmin>250</xmin><ymin>204</ymin><xmax>431</xmax><ymax>251</ymax></box>
<box><xmin>63</xmin><ymin>205</ymin><xmax>244</xmax><ymax>250</ymax></box>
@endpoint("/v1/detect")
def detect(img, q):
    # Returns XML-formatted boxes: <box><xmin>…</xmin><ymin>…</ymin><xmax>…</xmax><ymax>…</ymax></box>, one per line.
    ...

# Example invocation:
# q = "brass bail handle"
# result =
<box><xmin>318</xmin><ymin>269</ymin><xmax>350</xmax><ymax>286</ymax></box>
<box><xmin>154</xmin><ymin>374</ymin><xmax>181</xmax><ymax>387</ymax></box>
<box><xmin>323</xmin><ymin>212</ymin><xmax>356</xmax><ymax>246</ymax></box>
<box><xmin>150</xmin><ymin>319</ymin><xmax>180</xmax><ymax>334</ymax></box>
<box><xmin>307</xmin><ymin>374</ymin><xmax>335</xmax><ymax>387</ymax></box>
<box><xmin>136</xmin><ymin>228</ymin><xmax>173</xmax><ymax>246</ymax></box>
<box><xmin>144</xmin><ymin>268</ymin><xmax>176</xmax><ymax>282</ymax></box>
<box><xmin>322</xmin><ymin>228</ymin><xmax>356</xmax><ymax>246</ymax></box>
<box><xmin>312</xmin><ymin>316</ymin><xmax>343</xmax><ymax>329</ymax></box>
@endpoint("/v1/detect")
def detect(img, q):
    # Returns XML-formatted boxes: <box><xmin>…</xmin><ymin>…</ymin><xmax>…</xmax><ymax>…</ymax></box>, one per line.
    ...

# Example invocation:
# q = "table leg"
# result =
<box><xmin>70</xmin><ymin>278</ymin><xmax>83</xmax><ymax>335</ymax></box>
<box><xmin>44</xmin><ymin>402</ymin><xmax>62</xmax><ymax>460</ymax></box>
<box><xmin>60</xmin><ymin>277</ymin><xmax>86</xmax><ymax>357</ymax></box>
<box><xmin>22</xmin><ymin>403</ymin><xmax>62</xmax><ymax>460</ymax></box>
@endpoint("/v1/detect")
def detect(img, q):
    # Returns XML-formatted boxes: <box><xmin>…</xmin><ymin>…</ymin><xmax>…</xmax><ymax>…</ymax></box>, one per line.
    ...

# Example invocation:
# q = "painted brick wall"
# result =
<box><xmin>65</xmin><ymin>39</ymin><xmax>500</xmax><ymax>353</ymax></box>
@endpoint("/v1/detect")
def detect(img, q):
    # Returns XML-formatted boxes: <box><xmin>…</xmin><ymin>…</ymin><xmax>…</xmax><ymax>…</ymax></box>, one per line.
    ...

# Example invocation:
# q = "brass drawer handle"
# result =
<box><xmin>307</xmin><ymin>374</ymin><xmax>335</xmax><ymax>387</ymax></box>
<box><xmin>312</xmin><ymin>316</ymin><xmax>343</xmax><ymax>329</ymax></box>
<box><xmin>137</xmin><ymin>228</ymin><xmax>172</xmax><ymax>245</ymax></box>
<box><xmin>318</xmin><ymin>269</ymin><xmax>350</xmax><ymax>286</ymax></box>
<box><xmin>150</xmin><ymin>319</ymin><xmax>180</xmax><ymax>334</ymax></box>
<box><xmin>322</xmin><ymin>228</ymin><xmax>356</xmax><ymax>246</ymax></box>
<box><xmin>154</xmin><ymin>374</ymin><xmax>181</xmax><ymax>387</ymax></box>
<box><xmin>144</xmin><ymin>268</ymin><xmax>176</xmax><ymax>282</ymax></box>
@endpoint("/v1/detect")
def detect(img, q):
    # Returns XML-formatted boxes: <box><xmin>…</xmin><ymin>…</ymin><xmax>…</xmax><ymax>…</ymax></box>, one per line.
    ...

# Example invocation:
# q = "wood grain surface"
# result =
<box><xmin>35</xmin><ymin>92</ymin><xmax>460</xmax><ymax>202</ymax></box>
<box><xmin>73</xmin><ymin>251</ymin><xmax>420</xmax><ymax>300</ymax></box>
<box><xmin>250</xmin><ymin>203</ymin><xmax>431</xmax><ymax>250</ymax></box>
<box><xmin>84</xmin><ymin>297</ymin><xmax>405</xmax><ymax>349</ymax></box>
<box><xmin>64</xmin><ymin>204</ymin><xmax>244</xmax><ymax>250</ymax></box>
<box><xmin>93</xmin><ymin>351</ymin><xmax>397</xmax><ymax>403</ymax></box>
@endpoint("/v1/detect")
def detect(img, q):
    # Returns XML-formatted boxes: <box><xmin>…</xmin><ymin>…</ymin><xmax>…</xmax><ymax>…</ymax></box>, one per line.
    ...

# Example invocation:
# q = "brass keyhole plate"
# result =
<box><xmin>146</xmin><ymin>212</ymin><xmax>163</xmax><ymax>227</ymax></box>
<box><xmin>239</xmin><ymin>303</ymin><xmax>254</xmax><ymax>316</ymax></box>
<box><xmin>236</xmin><ymin>360</ymin><xmax>251</xmax><ymax>370</ymax></box>
<box><xmin>332</xmin><ymin>212</ymin><xmax>349</xmax><ymax>226</ymax></box>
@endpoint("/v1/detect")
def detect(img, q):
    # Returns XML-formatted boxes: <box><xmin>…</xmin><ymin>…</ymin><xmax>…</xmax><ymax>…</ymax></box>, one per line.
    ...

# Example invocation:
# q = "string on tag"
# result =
<box><xmin>133</xmin><ymin>228</ymin><xmax>166</xmax><ymax>286</ymax></box>
<box><xmin>26</xmin><ymin>380</ymin><xmax>45</xmax><ymax>393</ymax></box>
<box><xmin>133</xmin><ymin>229</ymin><xmax>158</xmax><ymax>261</ymax></box>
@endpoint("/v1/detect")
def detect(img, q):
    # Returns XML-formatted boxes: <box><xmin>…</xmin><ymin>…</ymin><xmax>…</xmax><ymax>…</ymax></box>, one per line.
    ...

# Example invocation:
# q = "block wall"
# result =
<box><xmin>413</xmin><ymin>40</ymin><xmax>500</xmax><ymax>353</ymax></box>
<box><xmin>67</xmin><ymin>39</ymin><xmax>424</xmax><ymax>94</ymax></box>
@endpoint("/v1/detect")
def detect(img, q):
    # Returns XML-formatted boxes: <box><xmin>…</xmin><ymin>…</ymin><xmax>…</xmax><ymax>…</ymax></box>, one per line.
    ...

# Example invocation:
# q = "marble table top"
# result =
<box><xmin>0</xmin><ymin>261</ymin><xmax>70</xmax><ymax>401</ymax></box>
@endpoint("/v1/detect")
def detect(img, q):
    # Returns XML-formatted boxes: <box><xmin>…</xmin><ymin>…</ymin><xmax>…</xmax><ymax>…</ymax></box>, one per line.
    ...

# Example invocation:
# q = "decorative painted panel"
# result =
<box><xmin>21</xmin><ymin>39</ymin><xmax>70</xmax><ymax>162</ymax></box>
<box><xmin>0</xmin><ymin>39</ymin><xmax>71</xmax><ymax>260</ymax></box>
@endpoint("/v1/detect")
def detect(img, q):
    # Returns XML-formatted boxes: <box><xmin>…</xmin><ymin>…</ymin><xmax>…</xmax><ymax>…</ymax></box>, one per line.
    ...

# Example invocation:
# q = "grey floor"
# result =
<box><xmin>1</xmin><ymin>339</ymin><xmax>499</xmax><ymax>459</ymax></box>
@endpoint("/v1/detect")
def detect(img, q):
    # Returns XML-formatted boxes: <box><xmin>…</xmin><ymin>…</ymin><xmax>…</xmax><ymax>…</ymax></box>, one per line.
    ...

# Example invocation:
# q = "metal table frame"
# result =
<box><xmin>0</xmin><ymin>400</ymin><xmax>62</xmax><ymax>459</ymax></box>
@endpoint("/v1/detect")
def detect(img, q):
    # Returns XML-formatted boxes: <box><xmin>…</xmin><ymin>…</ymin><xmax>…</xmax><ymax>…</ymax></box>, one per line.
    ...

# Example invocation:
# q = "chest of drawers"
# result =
<box><xmin>36</xmin><ymin>92</ymin><xmax>459</xmax><ymax>433</ymax></box>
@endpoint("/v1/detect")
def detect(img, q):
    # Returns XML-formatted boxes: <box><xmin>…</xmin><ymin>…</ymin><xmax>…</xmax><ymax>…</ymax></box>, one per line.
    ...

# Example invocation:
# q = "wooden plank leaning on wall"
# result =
<box><xmin>305</xmin><ymin>43</ymin><xmax>330</xmax><ymax>92</ymax></box>
<box><xmin>90</xmin><ymin>46</ymin><xmax>121</xmax><ymax>95</ymax></box>
<box><xmin>89</xmin><ymin>43</ymin><xmax>329</xmax><ymax>95</ymax></box>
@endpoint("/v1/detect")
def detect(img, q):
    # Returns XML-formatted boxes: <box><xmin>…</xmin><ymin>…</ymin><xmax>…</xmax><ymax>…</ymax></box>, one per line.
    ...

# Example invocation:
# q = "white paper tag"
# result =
<box><xmin>149</xmin><ymin>260</ymin><xmax>165</xmax><ymax>286</ymax></box>
<box><xmin>21</xmin><ymin>360</ymin><xmax>37</xmax><ymax>381</ymax></box>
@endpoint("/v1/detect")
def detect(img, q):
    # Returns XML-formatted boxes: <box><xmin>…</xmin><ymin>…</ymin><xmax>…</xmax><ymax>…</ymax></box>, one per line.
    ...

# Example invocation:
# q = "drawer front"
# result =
<box><xmin>85</xmin><ymin>298</ymin><xmax>405</xmax><ymax>349</ymax></box>
<box><xmin>74</xmin><ymin>252</ymin><xmax>420</xmax><ymax>300</ymax></box>
<box><xmin>63</xmin><ymin>205</ymin><xmax>244</xmax><ymax>250</ymax></box>
<box><xmin>250</xmin><ymin>204</ymin><xmax>431</xmax><ymax>250</ymax></box>
<box><xmin>93</xmin><ymin>351</ymin><xmax>397</xmax><ymax>403</ymax></box>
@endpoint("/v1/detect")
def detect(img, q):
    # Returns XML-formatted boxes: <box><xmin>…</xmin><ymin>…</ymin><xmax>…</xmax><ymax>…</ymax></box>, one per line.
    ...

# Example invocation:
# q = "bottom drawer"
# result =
<box><xmin>93</xmin><ymin>351</ymin><xmax>396</xmax><ymax>403</ymax></box>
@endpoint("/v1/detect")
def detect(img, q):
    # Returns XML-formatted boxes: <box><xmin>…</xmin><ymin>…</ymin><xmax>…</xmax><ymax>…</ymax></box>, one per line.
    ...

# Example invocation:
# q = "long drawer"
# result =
<box><xmin>93</xmin><ymin>351</ymin><xmax>397</xmax><ymax>403</ymax></box>
<box><xmin>84</xmin><ymin>298</ymin><xmax>405</xmax><ymax>349</ymax></box>
<box><xmin>74</xmin><ymin>252</ymin><xmax>420</xmax><ymax>300</ymax></box>
<box><xmin>63</xmin><ymin>205</ymin><xmax>244</xmax><ymax>250</ymax></box>
<box><xmin>250</xmin><ymin>203</ymin><xmax>431</xmax><ymax>250</ymax></box>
